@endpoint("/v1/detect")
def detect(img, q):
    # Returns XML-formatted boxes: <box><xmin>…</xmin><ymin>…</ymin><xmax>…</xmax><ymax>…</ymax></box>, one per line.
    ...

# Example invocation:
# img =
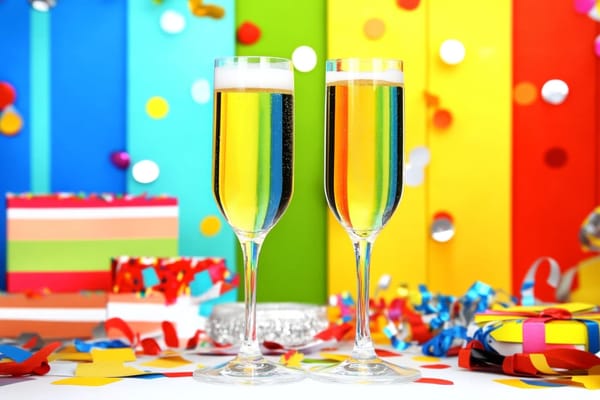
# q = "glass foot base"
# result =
<box><xmin>309</xmin><ymin>357</ymin><xmax>421</xmax><ymax>384</ymax></box>
<box><xmin>193</xmin><ymin>356</ymin><xmax>306</xmax><ymax>385</ymax></box>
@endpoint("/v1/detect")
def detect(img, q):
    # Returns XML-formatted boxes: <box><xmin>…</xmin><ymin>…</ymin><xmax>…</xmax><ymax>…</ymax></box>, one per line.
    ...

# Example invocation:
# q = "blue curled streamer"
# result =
<box><xmin>575</xmin><ymin>319</ymin><xmax>599</xmax><ymax>353</ymax></box>
<box><xmin>74</xmin><ymin>338</ymin><xmax>130</xmax><ymax>353</ymax></box>
<box><xmin>471</xmin><ymin>323</ymin><xmax>502</xmax><ymax>353</ymax></box>
<box><xmin>421</xmin><ymin>326</ymin><xmax>468</xmax><ymax>357</ymax></box>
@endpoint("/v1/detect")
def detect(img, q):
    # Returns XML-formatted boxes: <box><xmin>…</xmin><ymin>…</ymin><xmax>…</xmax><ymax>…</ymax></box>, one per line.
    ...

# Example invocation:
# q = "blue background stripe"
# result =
<box><xmin>50</xmin><ymin>1</ymin><xmax>126</xmax><ymax>193</ymax></box>
<box><xmin>0</xmin><ymin>3</ymin><xmax>32</xmax><ymax>290</ymax></box>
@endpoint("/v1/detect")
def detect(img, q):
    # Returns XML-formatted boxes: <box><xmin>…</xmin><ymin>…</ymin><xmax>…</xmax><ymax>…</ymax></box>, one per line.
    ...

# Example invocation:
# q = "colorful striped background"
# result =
<box><xmin>1</xmin><ymin>1</ymin><xmax>599</xmax><ymax>304</ymax></box>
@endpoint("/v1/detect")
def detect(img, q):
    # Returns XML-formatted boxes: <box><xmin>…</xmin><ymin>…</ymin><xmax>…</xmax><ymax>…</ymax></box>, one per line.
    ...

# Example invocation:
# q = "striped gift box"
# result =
<box><xmin>6</xmin><ymin>193</ymin><xmax>178</xmax><ymax>293</ymax></box>
<box><xmin>0</xmin><ymin>292</ymin><xmax>107</xmax><ymax>339</ymax></box>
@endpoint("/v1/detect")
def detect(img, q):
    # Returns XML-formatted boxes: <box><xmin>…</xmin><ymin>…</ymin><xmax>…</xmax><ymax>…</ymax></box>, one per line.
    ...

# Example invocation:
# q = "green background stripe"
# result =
<box><xmin>8</xmin><ymin>239</ymin><xmax>177</xmax><ymax>272</ymax></box>
<box><xmin>236</xmin><ymin>0</ymin><xmax>327</xmax><ymax>304</ymax></box>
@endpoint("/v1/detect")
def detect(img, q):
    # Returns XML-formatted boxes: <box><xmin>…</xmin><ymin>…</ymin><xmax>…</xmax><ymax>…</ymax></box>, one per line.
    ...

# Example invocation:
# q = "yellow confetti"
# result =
<box><xmin>52</xmin><ymin>377</ymin><xmax>122</xmax><ymax>387</ymax></box>
<box><xmin>280</xmin><ymin>351</ymin><xmax>304</xmax><ymax>367</ymax></box>
<box><xmin>141</xmin><ymin>354</ymin><xmax>192</xmax><ymax>369</ymax></box>
<box><xmin>493</xmin><ymin>379</ymin><xmax>545</xmax><ymax>389</ymax></box>
<box><xmin>412</xmin><ymin>355</ymin><xmax>441</xmax><ymax>363</ymax></box>
<box><xmin>318</xmin><ymin>352</ymin><xmax>347</xmax><ymax>362</ymax></box>
<box><xmin>200</xmin><ymin>215</ymin><xmax>221</xmax><ymax>236</ymax></box>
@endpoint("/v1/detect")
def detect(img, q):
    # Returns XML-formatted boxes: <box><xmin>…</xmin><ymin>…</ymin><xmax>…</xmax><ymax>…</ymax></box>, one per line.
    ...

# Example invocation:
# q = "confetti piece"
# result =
<box><xmin>318</xmin><ymin>353</ymin><xmax>347</xmax><ymax>362</ymax></box>
<box><xmin>412</xmin><ymin>355</ymin><xmax>441</xmax><ymax>363</ymax></box>
<box><xmin>420</xmin><ymin>363</ymin><xmax>451</xmax><ymax>369</ymax></box>
<box><xmin>416</xmin><ymin>377</ymin><xmax>454</xmax><ymax>385</ymax></box>
<box><xmin>374</xmin><ymin>348</ymin><xmax>403</xmax><ymax>357</ymax></box>
<box><xmin>0</xmin><ymin>342</ymin><xmax>61</xmax><ymax>377</ymax></box>
<box><xmin>142</xmin><ymin>266</ymin><xmax>161</xmax><ymax>288</ymax></box>
<box><xmin>0</xmin><ymin>81</ymin><xmax>16</xmax><ymax>109</ymax></box>
<box><xmin>494</xmin><ymin>378</ymin><xmax>548</xmax><ymax>389</ymax></box>
<box><xmin>431</xmin><ymin>213</ymin><xmax>455</xmax><ymax>243</ymax></box>
<box><xmin>163</xmin><ymin>371</ymin><xmax>195</xmax><ymax>377</ymax></box>
<box><xmin>200</xmin><ymin>215</ymin><xmax>221</xmax><ymax>236</ymax></box>
<box><xmin>162</xmin><ymin>321</ymin><xmax>179</xmax><ymax>348</ymax></box>
<box><xmin>363</xmin><ymin>18</ymin><xmax>385</xmax><ymax>40</ymax></box>
<box><xmin>237</xmin><ymin>21</ymin><xmax>261</xmax><ymax>45</ymax></box>
<box><xmin>132</xmin><ymin>159</ymin><xmax>160</xmax><ymax>184</ymax></box>
<box><xmin>146</xmin><ymin>96</ymin><xmax>169</xmax><ymax>119</ymax></box>
<box><xmin>439</xmin><ymin>39</ymin><xmax>466</xmax><ymax>65</ymax></box>
<box><xmin>544</xmin><ymin>147</ymin><xmax>568</xmax><ymax>168</ymax></box>
<box><xmin>432</xmin><ymin>108</ymin><xmax>453</xmax><ymax>129</ymax></box>
<box><xmin>160</xmin><ymin>10</ymin><xmax>186</xmax><ymax>34</ymax></box>
<box><xmin>189</xmin><ymin>0</ymin><xmax>224</xmax><ymax>18</ymax></box>
<box><xmin>191</xmin><ymin>79</ymin><xmax>211</xmax><ymax>104</ymax></box>
<box><xmin>292</xmin><ymin>45</ymin><xmax>317</xmax><ymax>72</ymax></box>
<box><xmin>140</xmin><ymin>354</ymin><xmax>191</xmax><ymax>369</ymax></box>
<box><xmin>541</xmin><ymin>79</ymin><xmax>569</xmax><ymax>105</ymax></box>
<box><xmin>0</xmin><ymin>106</ymin><xmax>23</xmax><ymax>136</ymax></box>
<box><xmin>514</xmin><ymin>81</ymin><xmax>538</xmax><ymax>105</ymax></box>
<box><xmin>424</xmin><ymin>91</ymin><xmax>439</xmax><ymax>107</ymax></box>
<box><xmin>190</xmin><ymin>270</ymin><xmax>213</xmax><ymax>297</ymax></box>
<box><xmin>595</xmin><ymin>35</ymin><xmax>600</xmax><ymax>57</ymax></box>
<box><xmin>0</xmin><ymin>344</ymin><xmax>32</xmax><ymax>362</ymax></box>
<box><xmin>52</xmin><ymin>377</ymin><xmax>122</xmax><ymax>386</ymax></box>
<box><xmin>397</xmin><ymin>0</ymin><xmax>420</xmax><ymax>11</ymax></box>
<box><xmin>110</xmin><ymin>151</ymin><xmax>131</xmax><ymax>169</ymax></box>
<box><xmin>280</xmin><ymin>350</ymin><xmax>304</xmax><ymax>367</ymax></box>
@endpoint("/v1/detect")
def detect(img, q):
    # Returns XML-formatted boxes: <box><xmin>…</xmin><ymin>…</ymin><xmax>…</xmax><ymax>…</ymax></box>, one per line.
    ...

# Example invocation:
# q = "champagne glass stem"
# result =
<box><xmin>238</xmin><ymin>236</ymin><xmax>263</xmax><ymax>359</ymax></box>
<box><xmin>351</xmin><ymin>238</ymin><xmax>377</xmax><ymax>361</ymax></box>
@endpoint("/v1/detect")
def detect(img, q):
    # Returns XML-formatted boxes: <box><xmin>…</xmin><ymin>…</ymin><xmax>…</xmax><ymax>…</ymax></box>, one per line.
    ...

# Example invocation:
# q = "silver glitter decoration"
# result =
<box><xmin>207</xmin><ymin>302</ymin><xmax>329</xmax><ymax>347</ymax></box>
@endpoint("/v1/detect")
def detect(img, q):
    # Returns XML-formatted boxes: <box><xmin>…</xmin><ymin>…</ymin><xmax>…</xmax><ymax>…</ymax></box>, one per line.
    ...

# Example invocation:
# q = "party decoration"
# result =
<box><xmin>131</xmin><ymin>159</ymin><xmax>160</xmax><ymax>183</ymax></box>
<box><xmin>0</xmin><ymin>106</ymin><xmax>23</xmax><ymax>136</ymax></box>
<box><xmin>0</xmin><ymin>292</ymin><xmax>107</xmax><ymax>339</ymax></box>
<box><xmin>190</xmin><ymin>79</ymin><xmax>210</xmax><ymax>104</ymax></box>
<box><xmin>541</xmin><ymin>79</ymin><xmax>569</xmax><ymax>105</ymax></box>
<box><xmin>0</xmin><ymin>81</ymin><xmax>16</xmax><ymax>109</ymax></box>
<box><xmin>145</xmin><ymin>96</ymin><xmax>169</xmax><ymax>119</ymax></box>
<box><xmin>5</xmin><ymin>193</ymin><xmax>178</xmax><ymax>293</ymax></box>
<box><xmin>397</xmin><ymin>0</ymin><xmax>421</xmax><ymax>11</ymax></box>
<box><xmin>431</xmin><ymin>212</ymin><xmax>455</xmax><ymax>242</ymax></box>
<box><xmin>292</xmin><ymin>45</ymin><xmax>318</xmax><ymax>72</ymax></box>
<box><xmin>513</xmin><ymin>81</ymin><xmax>538</xmax><ymax>105</ymax></box>
<box><xmin>29</xmin><ymin>0</ymin><xmax>56</xmax><ymax>12</ymax></box>
<box><xmin>473</xmin><ymin>302</ymin><xmax>600</xmax><ymax>355</ymax></box>
<box><xmin>188</xmin><ymin>0</ymin><xmax>225</xmax><ymax>19</ymax></box>
<box><xmin>0</xmin><ymin>341</ymin><xmax>61</xmax><ymax>377</ymax></box>
<box><xmin>199</xmin><ymin>215</ymin><xmax>221</xmax><ymax>236</ymax></box>
<box><xmin>160</xmin><ymin>10</ymin><xmax>186</xmax><ymax>34</ymax></box>
<box><xmin>439</xmin><ymin>39</ymin><xmax>466</xmax><ymax>65</ymax></box>
<box><xmin>363</xmin><ymin>18</ymin><xmax>385</xmax><ymax>40</ymax></box>
<box><xmin>237</xmin><ymin>21</ymin><xmax>261</xmax><ymax>45</ymax></box>
<box><xmin>432</xmin><ymin>108</ymin><xmax>453</xmax><ymax>129</ymax></box>
<box><xmin>544</xmin><ymin>147</ymin><xmax>567</xmax><ymax>168</ymax></box>
<box><xmin>109</xmin><ymin>151</ymin><xmax>130</xmax><ymax>169</ymax></box>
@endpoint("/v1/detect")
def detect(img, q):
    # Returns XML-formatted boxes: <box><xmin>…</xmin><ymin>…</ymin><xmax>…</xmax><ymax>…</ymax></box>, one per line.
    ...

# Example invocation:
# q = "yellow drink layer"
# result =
<box><xmin>213</xmin><ymin>88</ymin><xmax>294</xmax><ymax>236</ymax></box>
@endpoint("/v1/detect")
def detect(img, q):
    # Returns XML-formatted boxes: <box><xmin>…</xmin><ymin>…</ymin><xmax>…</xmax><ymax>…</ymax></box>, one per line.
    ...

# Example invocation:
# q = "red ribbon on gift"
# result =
<box><xmin>480</xmin><ymin>307</ymin><xmax>600</xmax><ymax>354</ymax></box>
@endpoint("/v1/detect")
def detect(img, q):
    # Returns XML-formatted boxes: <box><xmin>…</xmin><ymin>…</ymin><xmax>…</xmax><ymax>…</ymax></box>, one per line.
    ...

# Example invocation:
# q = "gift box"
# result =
<box><xmin>6</xmin><ymin>193</ymin><xmax>178</xmax><ymax>292</ymax></box>
<box><xmin>473</xmin><ymin>302</ymin><xmax>600</xmax><ymax>355</ymax></box>
<box><xmin>0</xmin><ymin>292</ymin><xmax>107</xmax><ymax>339</ymax></box>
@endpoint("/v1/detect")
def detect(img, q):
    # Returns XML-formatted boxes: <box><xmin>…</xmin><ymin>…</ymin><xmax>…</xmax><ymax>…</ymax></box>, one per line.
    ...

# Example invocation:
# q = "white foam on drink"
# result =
<box><xmin>215</xmin><ymin>63</ymin><xmax>294</xmax><ymax>91</ymax></box>
<box><xmin>326</xmin><ymin>70</ymin><xmax>404</xmax><ymax>84</ymax></box>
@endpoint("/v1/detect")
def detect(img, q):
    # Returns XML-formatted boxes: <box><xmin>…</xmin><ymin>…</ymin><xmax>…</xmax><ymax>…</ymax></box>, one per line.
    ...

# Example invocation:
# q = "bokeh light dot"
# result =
<box><xmin>146</xmin><ymin>96</ymin><xmax>169</xmax><ymax>119</ymax></box>
<box><xmin>292</xmin><ymin>45</ymin><xmax>317</xmax><ymax>72</ymax></box>
<box><xmin>409</xmin><ymin>146</ymin><xmax>431</xmax><ymax>167</ymax></box>
<box><xmin>191</xmin><ymin>79</ymin><xmax>211</xmax><ymax>104</ymax></box>
<box><xmin>433</xmin><ymin>109</ymin><xmax>453</xmax><ymax>129</ymax></box>
<box><xmin>160</xmin><ymin>10</ymin><xmax>186</xmax><ymax>34</ymax></box>
<box><xmin>0</xmin><ymin>81</ymin><xmax>16</xmax><ymax>109</ymax></box>
<box><xmin>397</xmin><ymin>0</ymin><xmax>421</xmax><ymax>11</ymax></box>
<box><xmin>514</xmin><ymin>81</ymin><xmax>538</xmax><ymax>105</ymax></box>
<box><xmin>431</xmin><ymin>214</ymin><xmax>455</xmax><ymax>243</ymax></box>
<box><xmin>132</xmin><ymin>160</ymin><xmax>160</xmax><ymax>184</ymax></box>
<box><xmin>439</xmin><ymin>39</ymin><xmax>466</xmax><ymax>65</ymax></box>
<box><xmin>363</xmin><ymin>18</ymin><xmax>386</xmax><ymax>40</ymax></box>
<box><xmin>200</xmin><ymin>215</ymin><xmax>221</xmax><ymax>236</ymax></box>
<box><xmin>574</xmin><ymin>0</ymin><xmax>596</xmax><ymax>14</ymax></box>
<box><xmin>237</xmin><ymin>21</ymin><xmax>261</xmax><ymax>45</ymax></box>
<box><xmin>405</xmin><ymin>164</ymin><xmax>424</xmax><ymax>187</ymax></box>
<box><xmin>0</xmin><ymin>107</ymin><xmax>23</xmax><ymax>136</ymax></box>
<box><xmin>541</xmin><ymin>79</ymin><xmax>569</xmax><ymax>105</ymax></box>
<box><xmin>544</xmin><ymin>147</ymin><xmax>568</xmax><ymax>168</ymax></box>
<box><xmin>595</xmin><ymin>35</ymin><xmax>600</xmax><ymax>57</ymax></box>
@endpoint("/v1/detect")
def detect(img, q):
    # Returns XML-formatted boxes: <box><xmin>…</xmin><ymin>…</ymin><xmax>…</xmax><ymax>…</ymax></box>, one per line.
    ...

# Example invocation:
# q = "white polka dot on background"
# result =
<box><xmin>191</xmin><ymin>79</ymin><xmax>211</xmax><ymax>104</ymax></box>
<box><xmin>541</xmin><ymin>79</ymin><xmax>569</xmax><ymax>105</ymax></box>
<box><xmin>292</xmin><ymin>45</ymin><xmax>317</xmax><ymax>72</ymax></box>
<box><xmin>160</xmin><ymin>10</ymin><xmax>186</xmax><ymax>34</ymax></box>
<box><xmin>439</xmin><ymin>39</ymin><xmax>466</xmax><ymax>65</ymax></box>
<box><xmin>132</xmin><ymin>160</ymin><xmax>160</xmax><ymax>184</ymax></box>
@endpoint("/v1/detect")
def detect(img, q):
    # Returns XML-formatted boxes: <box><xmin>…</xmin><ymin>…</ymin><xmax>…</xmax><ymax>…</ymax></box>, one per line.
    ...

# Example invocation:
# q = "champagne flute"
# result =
<box><xmin>194</xmin><ymin>56</ymin><xmax>304</xmax><ymax>384</ymax></box>
<box><xmin>311</xmin><ymin>58</ymin><xmax>420</xmax><ymax>383</ymax></box>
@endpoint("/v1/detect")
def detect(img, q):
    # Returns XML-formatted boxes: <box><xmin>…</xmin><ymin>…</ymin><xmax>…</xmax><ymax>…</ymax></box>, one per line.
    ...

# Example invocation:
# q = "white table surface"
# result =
<box><xmin>1</xmin><ymin>345</ymin><xmax>597</xmax><ymax>400</ymax></box>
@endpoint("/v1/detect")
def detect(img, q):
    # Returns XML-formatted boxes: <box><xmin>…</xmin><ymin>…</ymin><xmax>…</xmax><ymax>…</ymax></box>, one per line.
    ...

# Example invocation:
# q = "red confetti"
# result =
<box><xmin>105</xmin><ymin>317</ymin><xmax>137</xmax><ymax>345</ymax></box>
<box><xmin>421</xmin><ymin>363</ymin><xmax>452</xmax><ymax>369</ymax></box>
<box><xmin>0</xmin><ymin>81</ymin><xmax>16</xmax><ymax>109</ymax></box>
<box><xmin>314</xmin><ymin>323</ymin><xmax>352</xmax><ymax>341</ymax></box>
<box><xmin>0</xmin><ymin>342</ymin><xmax>61</xmax><ymax>377</ymax></box>
<box><xmin>432</xmin><ymin>108</ymin><xmax>453</xmax><ymax>129</ymax></box>
<box><xmin>140</xmin><ymin>338</ymin><xmax>162</xmax><ymax>356</ymax></box>
<box><xmin>374</xmin><ymin>348</ymin><xmax>403</xmax><ymax>357</ymax></box>
<box><xmin>162</xmin><ymin>321</ymin><xmax>179</xmax><ymax>348</ymax></box>
<box><xmin>424</xmin><ymin>91</ymin><xmax>440</xmax><ymax>107</ymax></box>
<box><xmin>416</xmin><ymin>377</ymin><xmax>454</xmax><ymax>385</ymax></box>
<box><xmin>162</xmin><ymin>371</ymin><xmax>193</xmax><ymax>378</ymax></box>
<box><xmin>237</xmin><ymin>21</ymin><xmax>261</xmax><ymax>45</ymax></box>
<box><xmin>397</xmin><ymin>0</ymin><xmax>421</xmax><ymax>11</ymax></box>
